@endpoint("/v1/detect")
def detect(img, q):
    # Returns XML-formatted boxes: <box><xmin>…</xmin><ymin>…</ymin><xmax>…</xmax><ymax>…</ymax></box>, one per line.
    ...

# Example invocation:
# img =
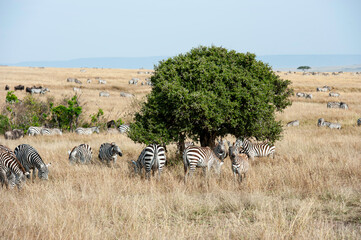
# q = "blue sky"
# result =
<box><xmin>0</xmin><ymin>0</ymin><xmax>360</xmax><ymax>63</ymax></box>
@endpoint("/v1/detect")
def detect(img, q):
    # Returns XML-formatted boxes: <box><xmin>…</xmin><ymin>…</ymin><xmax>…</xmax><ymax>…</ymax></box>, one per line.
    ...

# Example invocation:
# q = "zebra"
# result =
<box><xmin>287</xmin><ymin>120</ymin><xmax>299</xmax><ymax>127</ymax></box>
<box><xmin>41</xmin><ymin>128</ymin><xmax>62</xmax><ymax>135</ymax></box>
<box><xmin>329</xmin><ymin>92</ymin><xmax>340</xmax><ymax>97</ymax></box>
<box><xmin>0</xmin><ymin>145</ymin><xmax>29</xmax><ymax>189</ymax></box>
<box><xmin>75</xmin><ymin>127</ymin><xmax>100</xmax><ymax>135</ymax></box>
<box><xmin>235</xmin><ymin>138</ymin><xmax>275</xmax><ymax>161</ymax></box>
<box><xmin>27</xmin><ymin>126</ymin><xmax>43</xmax><ymax>136</ymax></box>
<box><xmin>317</xmin><ymin>118</ymin><xmax>341</xmax><ymax>129</ymax></box>
<box><xmin>98</xmin><ymin>142</ymin><xmax>122</xmax><ymax>166</ymax></box>
<box><xmin>327</xmin><ymin>102</ymin><xmax>348</xmax><ymax>109</ymax></box>
<box><xmin>99</xmin><ymin>91</ymin><xmax>110</xmax><ymax>97</ymax></box>
<box><xmin>132</xmin><ymin>144</ymin><xmax>166</xmax><ymax>180</ymax></box>
<box><xmin>68</xmin><ymin>144</ymin><xmax>93</xmax><ymax>164</ymax></box>
<box><xmin>183</xmin><ymin>145</ymin><xmax>224</xmax><ymax>183</ymax></box>
<box><xmin>98</xmin><ymin>79</ymin><xmax>106</xmax><ymax>84</ymax></box>
<box><xmin>118</xmin><ymin>124</ymin><xmax>130</xmax><ymax>134</ymax></box>
<box><xmin>14</xmin><ymin>144</ymin><xmax>50</xmax><ymax>180</ymax></box>
<box><xmin>213</xmin><ymin>139</ymin><xmax>228</xmax><ymax>161</ymax></box>
<box><xmin>228</xmin><ymin>142</ymin><xmax>249</xmax><ymax>183</ymax></box>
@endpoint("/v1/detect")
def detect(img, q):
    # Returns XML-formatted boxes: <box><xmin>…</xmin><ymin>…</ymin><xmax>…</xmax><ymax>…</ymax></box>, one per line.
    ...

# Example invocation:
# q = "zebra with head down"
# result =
<box><xmin>75</xmin><ymin>127</ymin><xmax>100</xmax><ymax>135</ymax></box>
<box><xmin>98</xmin><ymin>142</ymin><xmax>123</xmax><ymax>166</ymax></box>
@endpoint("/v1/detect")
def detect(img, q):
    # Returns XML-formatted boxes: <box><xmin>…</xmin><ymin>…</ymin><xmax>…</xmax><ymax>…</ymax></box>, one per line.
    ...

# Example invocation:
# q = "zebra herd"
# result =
<box><xmin>0</xmin><ymin>137</ymin><xmax>275</xmax><ymax>189</ymax></box>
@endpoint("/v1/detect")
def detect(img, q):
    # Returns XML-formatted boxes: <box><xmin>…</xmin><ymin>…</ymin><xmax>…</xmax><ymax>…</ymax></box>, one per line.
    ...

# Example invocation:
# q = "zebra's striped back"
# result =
<box><xmin>41</xmin><ymin>128</ymin><xmax>62</xmax><ymax>135</ymax></box>
<box><xmin>236</xmin><ymin>138</ymin><xmax>275</xmax><ymax>161</ymax></box>
<box><xmin>14</xmin><ymin>144</ymin><xmax>49</xmax><ymax>180</ymax></box>
<box><xmin>27</xmin><ymin>126</ymin><xmax>43</xmax><ymax>136</ymax></box>
<box><xmin>98</xmin><ymin>142</ymin><xmax>122</xmax><ymax>166</ymax></box>
<box><xmin>183</xmin><ymin>146</ymin><xmax>224</xmax><ymax>182</ymax></box>
<box><xmin>134</xmin><ymin>144</ymin><xmax>166</xmax><ymax>179</ymax></box>
<box><xmin>118</xmin><ymin>124</ymin><xmax>130</xmax><ymax>134</ymax></box>
<box><xmin>75</xmin><ymin>127</ymin><xmax>100</xmax><ymax>135</ymax></box>
<box><xmin>69</xmin><ymin>144</ymin><xmax>93</xmax><ymax>164</ymax></box>
<box><xmin>213</xmin><ymin>139</ymin><xmax>228</xmax><ymax>161</ymax></box>
<box><xmin>229</xmin><ymin>143</ymin><xmax>249</xmax><ymax>183</ymax></box>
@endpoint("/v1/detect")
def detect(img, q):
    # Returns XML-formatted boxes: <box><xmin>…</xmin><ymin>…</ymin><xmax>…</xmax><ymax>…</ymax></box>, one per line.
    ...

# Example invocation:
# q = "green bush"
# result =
<box><xmin>0</xmin><ymin>115</ymin><xmax>10</xmax><ymax>134</ymax></box>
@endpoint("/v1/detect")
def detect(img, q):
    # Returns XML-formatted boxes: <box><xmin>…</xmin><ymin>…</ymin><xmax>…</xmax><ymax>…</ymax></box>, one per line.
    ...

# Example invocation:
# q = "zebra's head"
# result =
<box><xmin>94</xmin><ymin>127</ymin><xmax>100</xmax><ymax>134</ymax></box>
<box><xmin>38</xmin><ymin>163</ymin><xmax>51</xmax><ymax>180</ymax></box>
<box><xmin>111</xmin><ymin>142</ymin><xmax>122</xmax><ymax>157</ymax></box>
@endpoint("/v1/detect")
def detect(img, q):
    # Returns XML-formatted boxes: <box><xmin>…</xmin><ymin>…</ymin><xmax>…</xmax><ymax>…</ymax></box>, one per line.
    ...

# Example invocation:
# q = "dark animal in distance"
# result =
<box><xmin>5</xmin><ymin>85</ymin><xmax>9</xmax><ymax>90</ymax></box>
<box><xmin>14</xmin><ymin>85</ymin><xmax>24</xmax><ymax>91</ymax></box>
<box><xmin>4</xmin><ymin>129</ymin><xmax>24</xmax><ymax>140</ymax></box>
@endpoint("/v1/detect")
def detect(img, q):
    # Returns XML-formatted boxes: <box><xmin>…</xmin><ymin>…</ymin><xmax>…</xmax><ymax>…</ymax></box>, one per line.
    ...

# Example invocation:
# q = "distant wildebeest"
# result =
<box><xmin>329</xmin><ymin>92</ymin><xmax>340</xmax><ymax>97</ymax></box>
<box><xmin>327</xmin><ymin>102</ymin><xmax>348</xmax><ymax>110</ymax></box>
<box><xmin>317</xmin><ymin>118</ymin><xmax>341</xmax><ymax>129</ymax></box>
<box><xmin>5</xmin><ymin>85</ymin><xmax>9</xmax><ymax>90</ymax></box>
<box><xmin>14</xmin><ymin>85</ymin><xmax>24</xmax><ymax>91</ymax></box>
<box><xmin>4</xmin><ymin>129</ymin><xmax>24</xmax><ymax>140</ymax></box>
<box><xmin>99</xmin><ymin>91</ymin><xmax>109</xmax><ymax>97</ymax></box>
<box><xmin>357</xmin><ymin>118</ymin><xmax>361</xmax><ymax>126</ymax></box>
<box><xmin>286</xmin><ymin>120</ymin><xmax>299</xmax><ymax>127</ymax></box>
<box><xmin>98</xmin><ymin>79</ymin><xmax>106</xmax><ymax>84</ymax></box>
<box><xmin>74</xmin><ymin>79</ymin><xmax>82</xmax><ymax>84</ymax></box>
<box><xmin>107</xmin><ymin>120</ymin><xmax>116</xmax><ymax>129</ymax></box>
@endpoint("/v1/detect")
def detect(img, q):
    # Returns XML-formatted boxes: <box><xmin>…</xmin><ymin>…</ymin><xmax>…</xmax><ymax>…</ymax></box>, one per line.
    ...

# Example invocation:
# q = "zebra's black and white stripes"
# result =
<box><xmin>213</xmin><ymin>139</ymin><xmax>228</xmax><ymax>161</ymax></box>
<box><xmin>118</xmin><ymin>124</ymin><xmax>130</xmax><ymax>134</ymax></box>
<box><xmin>14</xmin><ymin>144</ymin><xmax>50</xmax><ymax>180</ymax></box>
<box><xmin>69</xmin><ymin>144</ymin><xmax>93</xmax><ymax>164</ymax></box>
<box><xmin>0</xmin><ymin>145</ymin><xmax>29</xmax><ymax>188</ymax></box>
<box><xmin>228</xmin><ymin>142</ymin><xmax>249</xmax><ymax>183</ymax></box>
<box><xmin>75</xmin><ymin>127</ymin><xmax>100</xmax><ymax>135</ymax></box>
<box><xmin>133</xmin><ymin>144</ymin><xmax>166</xmax><ymax>180</ymax></box>
<box><xmin>41</xmin><ymin>128</ymin><xmax>62</xmax><ymax>135</ymax></box>
<box><xmin>183</xmin><ymin>145</ymin><xmax>224</xmax><ymax>182</ymax></box>
<box><xmin>27</xmin><ymin>126</ymin><xmax>43</xmax><ymax>136</ymax></box>
<box><xmin>98</xmin><ymin>142</ymin><xmax>122</xmax><ymax>166</ymax></box>
<box><xmin>235</xmin><ymin>138</ymin><xmax>275</xmax><ymax>161</ymax></box>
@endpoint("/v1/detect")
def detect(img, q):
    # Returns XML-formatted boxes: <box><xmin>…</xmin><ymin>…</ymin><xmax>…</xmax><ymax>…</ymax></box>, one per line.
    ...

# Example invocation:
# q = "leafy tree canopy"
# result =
<box><xmin>129</xmin><ymin>46</ymin><xmax>293</xmax><ymax>148</ymax></box>
<box><xmin>297</xmin><ymin>66</ymin><xmax>311</xmax><ymax>71</ymax></box>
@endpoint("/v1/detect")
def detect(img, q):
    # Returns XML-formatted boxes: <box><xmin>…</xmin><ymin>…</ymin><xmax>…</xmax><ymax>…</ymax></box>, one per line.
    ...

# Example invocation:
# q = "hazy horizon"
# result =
<box><xmin>1</xmin><ymin>0</ymin><xmax>360</xmax><ymax>64</ymax></box>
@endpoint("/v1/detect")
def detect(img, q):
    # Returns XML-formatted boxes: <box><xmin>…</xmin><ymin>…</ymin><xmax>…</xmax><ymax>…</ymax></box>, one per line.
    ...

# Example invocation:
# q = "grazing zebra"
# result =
<box><xmin>228</xmin><ymin>142</ymin><xmax>249</xmax><ymax>183</ymax></box>
<box><xmin>118</xmin><ymin>124</ymin><xmax>130</xmax><ymax>134</ymax></box>
<box><xmin>99</xmin><ymin>91</ymin><xmax>110</xmax><ymax>97</ymax></box>
<box><xmin>27</xmin><ymin>126</ymin><xmax>43</xmax><ymax>136</ymax></box>
<box><xmin>213</xmin><ymin>139</ymin><xmax>228</xmax><ymax>161</ymax></box>
<box><xmin>235</xmin><ymin>138</ymin><xmax>275</xmax><ymax>161</ymax></box>
<box><xmin>287</xmin><ymin>120</ymin><xmax>299</xmax><ymax>127</ymax></box>
<box><xmin>327</xmin><ymin>102</ymin><xmax>348</xmax><ymax>109</ymax></box>
<box><xmin>41</xmin><ymin>128</ymin><xmax>62</xmax><ymax>135</ymax></box>
<box><xmin>0</xmin><ymin>150</ymin><xmax>28</xmax><ymax>189</ymax></box>
<box><xmin>14</xmin><ymin>144</ymin><xmax>50</xmax><ymax>180</ymax></box>
<box><xmin>0</xmin><ymin>145</ymin><xmax>29</xmax><ymax>189</ymax></box>
<box><xmin>329</xmin><ymin>92</ymin><xmax>340</xmax><ymax>97</ymax></box>
<box><xmin>132</xmin><ymin>144</ymin><xmax>166</xmax><ymax>180</ymax></box>
<box><xmin>75</xmin><ymin>127</ymin><xmax>100</xmax><ymax>135</ymax></box>
<box><xmin>317</xmin><ymin>118</ymin><xmax>341</xmax><ymax>129</ymax></box>
<box><xmin>98</xmin><ymin>142</ymin><xmax>123</xmax><ymax>166</ymax></box>
<box><xmin>69</xmin><ymin>144</ymin><xmax>93</xmax><ymax>164</ymax></box>
<box><xmin>183</xmin><ymin>146</ymin><xmax>224</xmax><ymax>183</ymax></box>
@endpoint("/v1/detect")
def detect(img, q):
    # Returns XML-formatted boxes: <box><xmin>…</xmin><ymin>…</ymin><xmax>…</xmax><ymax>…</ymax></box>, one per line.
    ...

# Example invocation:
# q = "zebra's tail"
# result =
<box><xmin>131</xmin><ymin>160</ymin><xmax>139</xmax><ymax>174</ymax></box>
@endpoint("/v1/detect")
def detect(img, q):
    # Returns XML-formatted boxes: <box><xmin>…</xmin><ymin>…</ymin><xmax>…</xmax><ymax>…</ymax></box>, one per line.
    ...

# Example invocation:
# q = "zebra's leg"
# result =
<box><xmin>0</xmin><ymin>170</ymin><xmax>8</xmax><ymax>189</ymax></box>
<box><xmin>32</xmin><ymin>168</ymin><xmax>37</xmax><ymax>181</ymax></box>
<box><xmin>145</xmin><ymin>170</ymin><xmax>151</xmax><ymax>180</ymax></box>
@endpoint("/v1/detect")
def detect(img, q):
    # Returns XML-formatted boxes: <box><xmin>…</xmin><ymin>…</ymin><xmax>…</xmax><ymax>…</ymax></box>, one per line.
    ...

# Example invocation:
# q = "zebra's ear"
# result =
<box><xmin>25</xmin><ymin>172</ymin><xmax>30</xmax><ymax>176</ymax></box>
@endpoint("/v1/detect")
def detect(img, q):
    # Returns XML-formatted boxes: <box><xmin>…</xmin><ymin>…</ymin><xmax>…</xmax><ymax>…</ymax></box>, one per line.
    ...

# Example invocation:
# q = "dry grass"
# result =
<box><xmin>0</xmin><ymin>67</ymin><xmax>360</xmax><ymax>239</ymax></box>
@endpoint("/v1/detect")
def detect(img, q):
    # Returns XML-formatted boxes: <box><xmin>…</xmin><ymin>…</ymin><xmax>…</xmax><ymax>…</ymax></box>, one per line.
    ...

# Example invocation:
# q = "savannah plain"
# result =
<box><xmin>0</xmin><ymin>66</ymin><xmax>360</xmax><ymax>239</ymax></box>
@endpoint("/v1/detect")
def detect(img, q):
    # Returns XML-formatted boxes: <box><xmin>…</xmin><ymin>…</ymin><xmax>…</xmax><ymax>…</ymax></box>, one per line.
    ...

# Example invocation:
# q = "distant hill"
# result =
<box><xmin>4</xmin><ymin>54</ymin><xmax>361</xmax><ymax>72</ymax></box>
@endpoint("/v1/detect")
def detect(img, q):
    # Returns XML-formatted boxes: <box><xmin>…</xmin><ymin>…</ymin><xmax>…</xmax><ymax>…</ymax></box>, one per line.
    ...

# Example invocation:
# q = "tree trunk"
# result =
<box><xmin>200</xmin><ymin>130</ymin><xmax>216</xmax><ymax>148</ymax></box>
<box><xmin>177</xmin><ymin>133</ymin><xmax>186</xmax><ymax>160</ymax></box>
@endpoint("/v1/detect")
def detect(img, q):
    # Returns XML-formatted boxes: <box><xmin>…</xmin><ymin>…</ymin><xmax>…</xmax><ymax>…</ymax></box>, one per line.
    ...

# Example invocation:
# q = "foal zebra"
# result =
<box><xmin>235</xmin><ymin>138</ymin><xmax>275</xmax><ymax>161</ymax></box>
<box><xmin>183</xmin><ymin>146</ymin><xmax>224</xmax><ymax>183</ymax></box>
<box><xmin>69</xmin><ymin>144</ymin><xmax>93</xmax><ymax>164</ymax></box>
<box><xmin>132</xmin><ymin>144</ymin><xmax>166</xmax><ymax>180</ymax></box>
<box><xmin>75</xmin><ymin>127</ymin><xmax>100</xmax><ymax>135</ymax></box>
<box><xmin>14</xmin><ymin>144</ymin><xmax>50</xmax><ymax>180</ymax></box>
<box><xmin>228</xmin><ymin>142</ymin><xmax>249</xmax><ymax>183</ymax></box>
<box><xmin>98</xmin><ymin>142</ymin><xmax>122</xmax><ymax>166</ymax></box>
<box><xmin>27</xmin><ymin>126</ymin><xmax>43</xmax><ymax>136</ymax></box>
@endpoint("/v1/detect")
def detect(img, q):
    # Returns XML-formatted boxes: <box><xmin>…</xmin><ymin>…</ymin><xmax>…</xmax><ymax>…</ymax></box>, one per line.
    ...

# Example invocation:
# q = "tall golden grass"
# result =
<box><xmin>0</xmin><ymin>67</ymin><xmax>360</xmax><ymax>239</ymax></box>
